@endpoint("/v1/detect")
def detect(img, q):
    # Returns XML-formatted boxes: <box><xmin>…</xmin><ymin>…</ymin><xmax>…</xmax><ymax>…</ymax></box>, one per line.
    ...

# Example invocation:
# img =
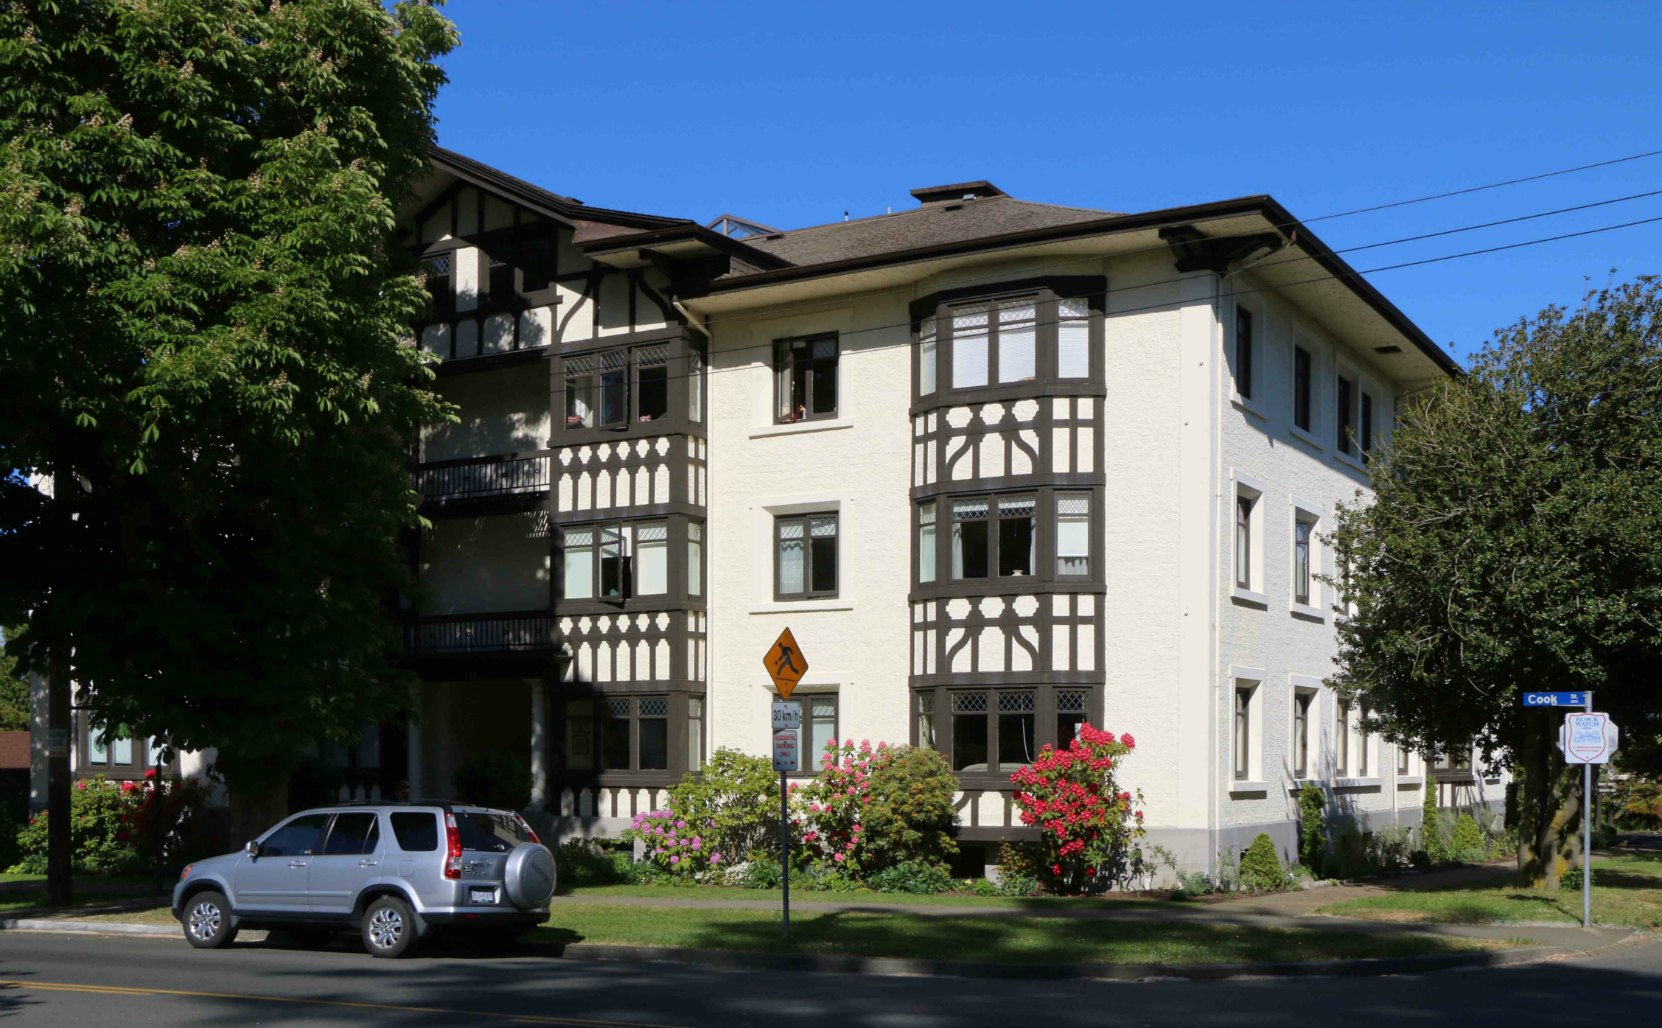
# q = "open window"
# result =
<box><xmin>775</xmin><ymin>334</ymin><xmax>838</xmax><ymax>422</ymax></box>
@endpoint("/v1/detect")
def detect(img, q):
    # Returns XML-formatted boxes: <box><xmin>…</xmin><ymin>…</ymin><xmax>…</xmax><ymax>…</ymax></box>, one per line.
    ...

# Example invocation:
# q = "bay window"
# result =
<box><xmin>937</xmin><ymin>686</ymin><xmax>1093</xmax><ymax>774</ymax></box>
<box><xmin>561</xmin><ymin>342</ymin><xmax>686</xmax><ymax>431</ymax></box>
<box><xmin>912</xmin><ymin>278</ymin><xmax>1103</xmax><ymax>397</ymax></box>
<box><xmin>560</xmin><ymin>520</ymin><xmax>677</xmax><ymax>602</ymax></box>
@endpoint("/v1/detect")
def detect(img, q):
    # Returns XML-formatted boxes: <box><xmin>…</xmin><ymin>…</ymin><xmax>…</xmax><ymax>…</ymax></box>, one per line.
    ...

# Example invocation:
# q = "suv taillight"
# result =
<box><xmin>516</xmin><ymin>814</ymin><xmax>541</xmax><ymax>846</ymax></box>
<box><xmin>444</xmin><ymin>811</ymin><xmax>463</xmax><ymax>879</ymax></box>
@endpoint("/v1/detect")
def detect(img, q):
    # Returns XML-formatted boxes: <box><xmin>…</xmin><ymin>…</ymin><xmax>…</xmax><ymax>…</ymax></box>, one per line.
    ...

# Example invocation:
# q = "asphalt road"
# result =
<box><xmin>1</xmin><ymin>929</ymin><xmax>1660</xmax><ymax>1026</ymax></box>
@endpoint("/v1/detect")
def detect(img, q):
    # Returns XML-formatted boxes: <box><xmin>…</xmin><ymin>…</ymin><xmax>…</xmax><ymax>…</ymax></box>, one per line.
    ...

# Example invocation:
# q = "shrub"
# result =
<box><xmin>997</xmin><ymin>873</ymin><xmax>1041</xmax><ymax>897</ymax></box>
<box><xmin>1215</xmin><ymin>847</ymin><xmax>1240</xmax><ymax>892</ymax></box>
<box><xmin>15</xmin><ymin>774</ymin><xmax>209</xmax><ymax>875</ymax></box>
<box><xmin>1237</xmin><ymin>832</ymin><xmax>1285</xmax><ymax>893</ymax></box>
<box><xmin>1367</xmin><ymin>824</ymin><xmax>1414</xmax><ymax>873</ymax></box>
<box><xmin>1420</xmin><ymin>779</ymin><xmax>1444</xmax><ymax>863</ymax></box>
<box><xmin>1176</xmin><ymin>870</ymin><xmax>1216</xmax><ymax>896</ymax></box>
<box><xmin>1009</xmin><ymin>723</ymin><xmax>1146</xmax><ymax>894</ymax></box>
<box><xmin>730</xmin><ymin>858</ymin><xmax>782</xmax><ymax>890</ymax></box>
<box><xmin>795</xmin><ymin>740</ymin><xmax>959</xmax><ymax>879</ymax></box>
<box><xmin>453</xmin><ymin>751</ymin><xmax>531</xmax><ymax>812</ymax></box>
<box><xmin>1449</xmin><ymin>813</ymin><xmax>1486</xmax><ymax>863</ymax></box>
<box><xmin>1297</xmin><ymin>783</ymin><xmax>1327</xmax><ymax>878</ymax></box>
<box><xmin>870</xmin><ymin>860</ymin><xmax>956</xmax><ymax>895</ymax></box>
<box><xmin>1560</xmin><ymin>864</ymin><xmax>1593</xmax><ymax>890</ymax></box>
<box><xmin>666</xmin><ymin>748</ymin><xmax>778</xmax><ymax>864</ymax></box>
<box><xmin>557</xmin><ymin>838</ymin><xmax>632</xmax><ymax>887</ymax></box>
<box><xmin>970</xmin><ymin>877</ymin><xmax>1001</xmax><ymax>898</ymax></box>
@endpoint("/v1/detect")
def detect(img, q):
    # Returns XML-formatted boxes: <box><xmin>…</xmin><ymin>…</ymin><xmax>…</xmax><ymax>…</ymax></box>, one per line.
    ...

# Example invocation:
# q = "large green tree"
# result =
<box><xmin>0</xmin><ymin>1</ymin><xmax>457</xmax><ymax>833</ymax></box>
<box><xmin>1330</xmin><ymin>277</ymin><xmax>1662</xmax><ymax>887</ymax></box>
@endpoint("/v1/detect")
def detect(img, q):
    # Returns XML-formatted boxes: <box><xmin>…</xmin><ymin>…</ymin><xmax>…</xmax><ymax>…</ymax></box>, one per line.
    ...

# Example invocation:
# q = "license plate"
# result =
<box><xmin>469</xmin><ymin>887</ymin><xmax>495</xmax><ymax>905</ymax></box>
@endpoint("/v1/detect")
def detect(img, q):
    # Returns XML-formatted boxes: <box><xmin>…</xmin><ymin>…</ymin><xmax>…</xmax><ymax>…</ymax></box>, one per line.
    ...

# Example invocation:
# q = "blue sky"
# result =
<box><xmin>429</xmin><ymin>1</ymin><xmax>1662</xmax><ymax>365</ymax></box>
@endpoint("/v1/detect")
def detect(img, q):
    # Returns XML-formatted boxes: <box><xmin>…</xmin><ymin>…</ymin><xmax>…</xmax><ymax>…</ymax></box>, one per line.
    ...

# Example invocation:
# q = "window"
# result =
<box><xmin>1057</xmin><ymin>297</ymin><xmax>1090</xmax><ymax>379</ymax></box>
<box><xmin>776</xmin><ymin>513</ymin><xmax>838</xmax><ymax>598</ymax></box>
<box><xmin>803</xmin><ymin>695</ymin><xmax>838</xmax><ymax>772</ymax></box>
<box><xmin>918</xmin><ymin>317</ymin><xmax>937</xmax><ymax>394</ymax></box>
<box><xmin>1056</xmin><ymin>689</ymin><xmax>1087</xmax><ymax>745</ymax></box>
<box><xmin>1234</xmin><ymin>685</ymin><xmax>1253</xmax><ymax>781</ymax></box>
<box><xmin>1397</xmin><ymin>738</ymin><xmax>1410</xmax><ymax>775</ymax></box>
<box><xmin>424</xmin><ymin>253</ymin><xmax>452</xmax><ymax>311</ymax></box>
<box><xmin>1235</xmin><ymin>495</ymin><xmax>1254</xmax><ymax>589</ymax></box>
<box><xmin>1293</xmin><ymin>345</ymin><xmax>1312</xmax><ymax>432</ymax></box>
<box><xmin>87</xmin><ymin>729</ymin><xmax>107</xmax><ymax>765</ymax></box>
<box><xmin>948</xmin><ymin>494</ymin><xmax>1034</xmax><ymax>579</ymax></box>
<box><xmin>599</xmin><ymin>696</ymin><xmax>669</xmax><ymax>772</ymax></box>
<box><xmin>1358</xmin><ymin>703</ymin><xmax>1371</xmax><ymax>776</ymax></box>
<box><xmin>1056</xmin><ymin>493</ymin><xmax>1090</xmax><ymax>576</ymax></box>
<box><xmin>1336</xmin><ymin>374</ymin><xmax>1355</xmax><ymax>454</ymax></box>
<box><xmin>637</xmin><ymin>345</ymin><xmax>669</xmax><ymax>422</ymax></box>
<box><xmin>321</xmin><ymin>813</ymin><xmax>380</xmax><ymax>856</ymax></box>
<box><xmin>1235</xmin><ymin>307</ymin><xmax>1254</xmax><ymax>399</ymax></box>
<box><xmin>1336</xmin><ymin>699</ymin><xmax>1352</xmax><ymax>775</ymax></box>
<box><xmin>634</xmin><ymin>521</ymin><xmax>668</xmax><ymax>595</ymax></box>
<box><xmin>996</xmin><ymin>690</ymin><xmax>1036</xmax><ymax>771</ymax></box>
<box><xmin>951</xmin><ymin>692</ymin><xmax>989</xmax><ymax>771</ymax></box>
<box><xmin>518</xmin><ymin>231</ymin><xmax>555</xmax><ymax>294</ymax></box>
<box><xmin>917</xmin><ymin>503</ymin><xmax>936</xmax><ymax>584</ymax></box>
<box><xmin>688</xmin><ymin>697</ymin><xmax>704</xmax><ymax>772</ymax></box>
<box><xmin>1360</xmin><ymin>391</ymin><xmax>1375</xmax><ymax>462</ymax></box>
<box><xmin>917</xmin><ymin>692</ymin><xmax>936</xmax><ymax>749</ymax></box>
<box><xmin>1293</xmin><ymin>517</ymin><xmax>1313</xmax><ymax>605</ymax></box>
<box><xmin>487</xmin><ymin>252</ymin><xmax>513</xmax><ymax>300</ymax></box>
<box><xmin>565</xmin><ymin>699</ymin><xmax>595</xmax><ymax>771</ymax></box>
<box><xmin>687</xmin><ymin>522</ymin><xmax>703</xmax><ymax>597</ymax></box>
<box><xmin>1293</xmin><ymin>692</ymin><xmax>1313</xmax><ymax>778</ymax></box>
<box><xmin>689</xmin><ymin>348</ymin><xmax>705</xmax><ymax>423</ymax></box>
<box><xmin>564</xmin><ymin>345</ymin><xmax>676</xmax><ymax>430</ymax></box>
<box><xmin>390</xmin><ymin>812</ymin><xmax>439</xmax><ymax>852</ymax></box>
<box><xmin>261</xmin><ymin>813</ymin><xmax>330</xmax><ymax>857</ymax></box>
<box><xmin>917</xmin><ymin>284</ymin><xmax>1101</xmax><ymax>394</ymax></box>
<box><xmin>775</xmin><ymin>334</ymin><xmax>838</xmax><ymax>422</ymax></box>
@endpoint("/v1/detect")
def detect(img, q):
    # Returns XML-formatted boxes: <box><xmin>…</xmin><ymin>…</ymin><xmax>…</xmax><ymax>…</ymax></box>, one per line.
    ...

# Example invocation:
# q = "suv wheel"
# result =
<box><xmin>361</xmin><ymin>895</ymin><xmax>417</xmax><ymax>959</ymax></box>
<box><xmin>183</xmin><ymin>890</ymin><xmax>239</xmax><ymax>950</ymax></box>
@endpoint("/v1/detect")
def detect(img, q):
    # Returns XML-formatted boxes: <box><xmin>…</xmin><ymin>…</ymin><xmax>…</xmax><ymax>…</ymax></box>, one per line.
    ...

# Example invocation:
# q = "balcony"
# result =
<box><xmin>403</xmin><ymin>611</ymin><xmax>553</xmax><ymax>657</ymax></box>
<box><xmin>414</xmin><ymin>453</ymin><xmax>550</xmax><ymax>511</ymax></box>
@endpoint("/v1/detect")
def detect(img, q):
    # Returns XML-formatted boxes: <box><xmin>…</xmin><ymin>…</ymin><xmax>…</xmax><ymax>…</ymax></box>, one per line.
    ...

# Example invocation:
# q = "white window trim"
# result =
<box><xmin>1231</xmin><ymin>471</ymin><xmax>1267</xmax><ymax>606</ymax></box>
<box><xmin>1230</xmin><ymin>666</ymin><xmax>1266</xmax><ymax>785</ymax></box>
<box><xmin>1289</xmin><ymin>497</ymin><xmax>1326</xmax><ymax>620</ymax></box>
<box><xmin>749</xmin><ymin>417</ymin><xmax>855</xmax><ymax>440</ymax></box>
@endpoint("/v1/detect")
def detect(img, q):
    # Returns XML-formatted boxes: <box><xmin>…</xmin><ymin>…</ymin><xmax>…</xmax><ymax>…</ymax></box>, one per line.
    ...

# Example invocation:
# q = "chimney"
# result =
<box><xmin>909</xmin><ymin>181</ymin><xmax>1007</xmax><ymax>206</ymax></box>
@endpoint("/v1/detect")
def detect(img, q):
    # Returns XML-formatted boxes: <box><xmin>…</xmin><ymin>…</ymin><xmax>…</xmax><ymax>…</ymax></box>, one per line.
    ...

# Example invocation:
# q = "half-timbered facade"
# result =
<box><xmin>390</xmin><ymin>153</ymin><xmax>1493</xmax><ymax>872</ymax></box>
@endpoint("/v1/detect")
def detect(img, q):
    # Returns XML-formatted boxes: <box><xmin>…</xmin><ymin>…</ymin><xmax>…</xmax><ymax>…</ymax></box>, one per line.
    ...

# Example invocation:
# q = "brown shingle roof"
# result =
<box><xmin>735</xmin><ymin>196</ymin><xmax>1119</xmax><ymax>270</ymax></box>
<box><xmin>0</xmin><ymin>731</ymin><xmax>29</xmax><ymax>770</ymax></box>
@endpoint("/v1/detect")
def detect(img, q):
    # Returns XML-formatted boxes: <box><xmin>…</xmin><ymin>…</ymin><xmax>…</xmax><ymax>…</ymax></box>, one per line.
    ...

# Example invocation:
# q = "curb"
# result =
<box><xmin>0</xmin><ymin>916</ymin><xmax>1590</xmax><ymax>981</ymax></box>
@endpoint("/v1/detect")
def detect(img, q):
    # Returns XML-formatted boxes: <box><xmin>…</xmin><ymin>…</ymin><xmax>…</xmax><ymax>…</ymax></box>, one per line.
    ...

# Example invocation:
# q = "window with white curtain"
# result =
<box><xmin>1056</xmin><ymin>492</ymin><xmax>1090</xmax><ymax>576</ymax></box>
<box><xmin>996</xmin><ymin>298</ymin><xmax>1036</xmax><ymax>383</ymax></box>
<box><xmin>919</xmin><ymin>318</ymin><xmax>937</xmax><ymax>395</ymax></box>
<box><xmin>1057</xmin><ymin>297</ymin><xmax>1090</xmax><ymax>378</ymax></box>
<box><xmin>917</xmin><ymin>502</ymin><xmax>936</xmax><ymax>583</ymax></box>
<box><xmin>951</xmin><ymin>305</ymin><xmax>989</xmax><ymax>388</ymax></box>
<box><xmin>634</xmin><ymin>521</ymin><xmax>667</xmax><ymax>595</ymax></box>
<box><xmin>777</xmin><ymin>513</ymin><xmax>838</xmax><ymax>598</ymax></box>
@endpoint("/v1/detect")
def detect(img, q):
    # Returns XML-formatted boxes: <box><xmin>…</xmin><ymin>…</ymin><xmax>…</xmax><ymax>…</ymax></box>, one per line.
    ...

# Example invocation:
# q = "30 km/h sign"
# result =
<box><xmin>764</xmin><ymin>627</ymin><xmax>808</xmax><ymax>698</ymax></box>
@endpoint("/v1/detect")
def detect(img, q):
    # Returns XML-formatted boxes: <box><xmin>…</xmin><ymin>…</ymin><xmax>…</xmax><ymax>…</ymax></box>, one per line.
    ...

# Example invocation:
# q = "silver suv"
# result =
<box><xmin>172</xmin><ymin>802</ymin><xmax>556</xmax><ymax>958</ymax></box>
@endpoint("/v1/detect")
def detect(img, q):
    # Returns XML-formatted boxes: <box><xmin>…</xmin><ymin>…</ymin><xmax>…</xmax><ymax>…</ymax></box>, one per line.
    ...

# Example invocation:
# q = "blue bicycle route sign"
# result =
<box><xmin>1523</xmin><ymin>692</ymin><xmax>1589</xmax><ymax>707</ymax></box>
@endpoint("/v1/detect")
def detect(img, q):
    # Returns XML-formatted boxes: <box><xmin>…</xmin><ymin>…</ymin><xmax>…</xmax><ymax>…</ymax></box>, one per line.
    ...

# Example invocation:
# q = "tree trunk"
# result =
<box><xmin>46</xmin><ymin>641</ymin><xmax>71</xmax><ymax>906</ymax></box>
<box><xmin>1516</xmin><ymin>717</ymin><xmax>1582</xmax><ymax>888</ymax></box>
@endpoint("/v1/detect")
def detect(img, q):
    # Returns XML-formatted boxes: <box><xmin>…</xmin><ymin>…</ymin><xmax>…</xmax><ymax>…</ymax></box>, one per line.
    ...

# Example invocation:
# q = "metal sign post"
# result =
<box><xmin>1541</xmin><ymin>690</ymin><xmax>1621</xmax><ymax>929</ymax></box>
<box><xmin>765</xmin><ymin>633</ymin><xmax>807</xmax><ymax>942</ymax></box>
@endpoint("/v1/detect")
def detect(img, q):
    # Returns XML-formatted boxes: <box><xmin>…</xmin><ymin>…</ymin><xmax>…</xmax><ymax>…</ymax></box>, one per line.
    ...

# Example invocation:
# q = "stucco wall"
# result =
<box><xmin>420</xmin><ymin>512</ymin><xmax>551</xmax><ymax>614</ymax></box>
<box><xmin>422</xmin><ymin>365</ymin><xmax>551</xmax><ymax>462</ymax></box>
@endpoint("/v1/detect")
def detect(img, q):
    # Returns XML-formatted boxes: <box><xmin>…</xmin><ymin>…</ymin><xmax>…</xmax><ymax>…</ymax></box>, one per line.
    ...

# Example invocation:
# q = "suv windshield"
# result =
<box><xmin>455</xmin><ymin>810</ymin><xmax>533</xmax><ymax>853</ymax></box>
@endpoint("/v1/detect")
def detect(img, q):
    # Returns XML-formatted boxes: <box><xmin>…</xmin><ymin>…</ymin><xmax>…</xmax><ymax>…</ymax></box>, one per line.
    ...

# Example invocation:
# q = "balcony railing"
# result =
<box><xmin>403</xmin><ymin>611</ymin><xmax>553</xmax><ymax>656</ymax></box>
<box><xmin>414</xmin><ymin>453</ymin><xmax>550</xmax><ymax>505</ymax></box>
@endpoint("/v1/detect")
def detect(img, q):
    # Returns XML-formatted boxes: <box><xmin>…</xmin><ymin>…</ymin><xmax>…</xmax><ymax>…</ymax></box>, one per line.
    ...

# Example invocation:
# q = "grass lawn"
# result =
<box><xmin>538</xmin><ymin>902</ymin><xmax>1514</xmax><ymax>965</ymax></box>
<box><xmin>1319</xmin><ymin>851</ymin><xmax>1662</xmax><ymax>929</ymax></box>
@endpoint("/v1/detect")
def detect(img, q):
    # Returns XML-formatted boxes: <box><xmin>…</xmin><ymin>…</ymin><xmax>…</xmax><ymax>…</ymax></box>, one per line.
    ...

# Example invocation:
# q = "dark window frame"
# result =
<box><xmin>921</xmin><ymin>685</ymin><xmax>1098</xmax><ymax>781</ymax></box>
<box><xmin>1293</xmin><ymin>344</ymin><xmax>1313</xmax><ymax>433</ymax></box>
<box><xmin>560</xmin><ymin>341</ymin><xmax>680</xmax><ymax>435</ymax></box>
<box><xmin>1293</xmin><ymin>517</ymin><xmax>1313</xmax><ymax>606</ymax></box>
<box><xmin>1293</xmin><ymin>692</ymin><xmax>1312</xmax><ymax>778</ymax></box>
<box><xmin>1233</xmin><ymin>685</ymin><xmax>1253</xmax><ymax>780</ymax></box>
<box><xmin>1235</xmin><ymin>305</ymin><xmax>1255</xmax><ymax>400</ymax></box>
<box><xmin>1336</xmin><ymin>373</ymin><xmax>1356</xmax><ymax>455</ymax></box>
<box><xmin>773</xmin><ymin>333</ymin><xmax>839</xmax><ymax>423</ymax></box>
<box><xmin>559</xmin><ymin>518</ymin><xmax>679</xmax><ymax>607</ymax></box>
<box><xmin>775</xmin><ymin>511</ymin><xmax>839</xmax><ymax>600</ymax></box>
<box><xmin>792</xmin><ymin>693</ymin><xmax>840</xmax><ymax>777</ymax></box>
<box><xmin>910</xmin><ymin>277</ymin><xmax>1106</xmax><ymax>405</ymax></box>
<box><xmin>1235</xmin><ymin>495</ymin><xmax>1254</xmax><ymax>590</ymax></box>
<box><xmin>597</xmin><ymin>695</ymin><xmax>671</xmax><ymax>773</ymax></box>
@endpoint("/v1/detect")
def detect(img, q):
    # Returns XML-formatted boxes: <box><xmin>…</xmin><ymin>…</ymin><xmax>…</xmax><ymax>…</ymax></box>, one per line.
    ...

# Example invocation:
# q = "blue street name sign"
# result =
<box><xmin>1523</xmin><ymin>692</ymin><xmax>1589</xmax><ymax>707</ymax></box>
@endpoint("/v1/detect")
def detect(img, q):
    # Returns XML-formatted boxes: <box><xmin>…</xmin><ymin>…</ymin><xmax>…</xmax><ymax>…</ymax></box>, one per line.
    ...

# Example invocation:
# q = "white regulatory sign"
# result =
<box><xmin>772</xmin><ymin>729</ymin><xmax>800</xmax><ymax>773</ymax></box>
<box><xmin>1560</xmin><ymin>712</ymin><xmax>1619</xmax><ymax>765</ymax></box>
<box><xmin>771</xmin><ymin>700</ymin><xmax>802</xmax><ymax>731</ymax></box>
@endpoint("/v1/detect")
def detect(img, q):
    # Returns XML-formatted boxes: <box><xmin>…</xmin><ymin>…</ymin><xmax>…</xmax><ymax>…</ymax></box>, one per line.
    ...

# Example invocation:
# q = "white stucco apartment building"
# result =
<box><xmin>298</xmin><ymin>150</ymin><xmax>1505</xmax><ymax>873</ymax></box>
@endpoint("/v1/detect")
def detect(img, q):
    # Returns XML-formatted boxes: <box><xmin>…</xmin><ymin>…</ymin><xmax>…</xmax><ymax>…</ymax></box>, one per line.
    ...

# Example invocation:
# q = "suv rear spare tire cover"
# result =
<box><xmin>503</xmin><ymin>843</ymin><xmax>557</xmax><ymax>909</ymax></box>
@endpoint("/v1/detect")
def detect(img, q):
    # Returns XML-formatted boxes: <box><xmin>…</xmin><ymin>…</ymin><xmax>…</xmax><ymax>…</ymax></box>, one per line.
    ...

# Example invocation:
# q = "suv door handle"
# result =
<box><xmin>358</xmin><ymin>860</ymin><xmax>379</xmax><ymax>868</ymax></box>
<box><xmin>288</xmin><ymin>860</ymin><xmax>308</xmax><ymax>869</ymax></box>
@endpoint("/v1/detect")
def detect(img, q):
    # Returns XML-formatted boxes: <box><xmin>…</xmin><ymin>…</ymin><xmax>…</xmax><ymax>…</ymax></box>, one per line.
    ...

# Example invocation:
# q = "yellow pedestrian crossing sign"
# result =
<box><xmin>764</xmin><ymin>627</ymin><xmax>808</xmax><ymax>699</ymax></box>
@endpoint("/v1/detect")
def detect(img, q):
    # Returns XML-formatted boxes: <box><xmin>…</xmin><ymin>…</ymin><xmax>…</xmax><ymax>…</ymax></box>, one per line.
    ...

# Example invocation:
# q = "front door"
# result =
<box><xmin>306</xmin><ymin>811</ymin><xmax>383</xmax><ymax>915</ymax></box>
<box><xmin>232</xmin><ymin>812</ymin><xmax>329</xmax><ymax>913</ymax></box>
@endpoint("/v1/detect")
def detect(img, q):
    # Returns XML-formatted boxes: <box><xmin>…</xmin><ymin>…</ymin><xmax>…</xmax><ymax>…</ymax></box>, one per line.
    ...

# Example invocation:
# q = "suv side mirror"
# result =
<box><xmin>245</xmin><ymin>840</ymin><xmax>261</xmax><ymax>859</ymax></box>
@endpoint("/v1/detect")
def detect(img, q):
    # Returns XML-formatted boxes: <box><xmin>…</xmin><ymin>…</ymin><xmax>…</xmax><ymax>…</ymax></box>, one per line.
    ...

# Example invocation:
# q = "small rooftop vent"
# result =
<box><xmin>910</xmin><ymin>180</ymin><xmax>1007</xmax><ymax>205</ymax></box>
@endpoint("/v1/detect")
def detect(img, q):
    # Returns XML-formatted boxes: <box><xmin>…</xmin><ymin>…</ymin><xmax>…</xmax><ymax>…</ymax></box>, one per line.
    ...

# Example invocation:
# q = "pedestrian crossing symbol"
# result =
<box><xmin>764</xmin><ymin>627</ymin><xmax>808</xmax><ymax>699</ymax></box>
